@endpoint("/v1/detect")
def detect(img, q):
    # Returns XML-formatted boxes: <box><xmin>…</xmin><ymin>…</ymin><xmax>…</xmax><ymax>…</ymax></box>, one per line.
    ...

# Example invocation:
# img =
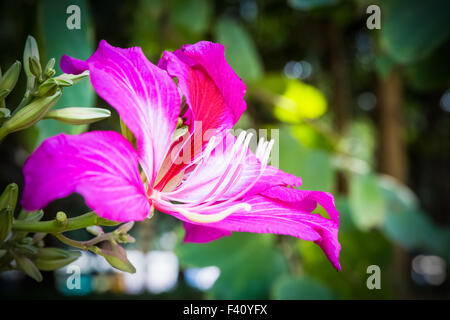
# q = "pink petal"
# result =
<box><xmin>156</xmin><ymin>42</ymin><xmax>247</xmax><ymax>189</ymax></box>
<box><xmin>22</xmin><ymin>131</ymin><xmax>151</xmax><ymax>222</ymax></box>
<box><xmin>158</xmin><ymin>191</ymin><xmax>341</xmax><ymax>270</ymax></box>
<box><xmin>61</xmin><ymin>40</ymin><xmax>181</xmax><ymax>184</ymax></box>
<box><xmin>60</xmin><ymin>55</ymin><xmax>88</xmax><ymax>74</ymax></box>
<box><xmin>260</xmin><ymin>187</ymin><xmax>339</xmax><ymax>224</ymax></box>
<box><xmin>159</xmin><ymin>41</ymin><xmax>246</xmax><ymax>132</ymax></box>
<box><xmin>182</xmin><ymin>222</ymin><xmax>231</xmax><ymax>243</ymax></box>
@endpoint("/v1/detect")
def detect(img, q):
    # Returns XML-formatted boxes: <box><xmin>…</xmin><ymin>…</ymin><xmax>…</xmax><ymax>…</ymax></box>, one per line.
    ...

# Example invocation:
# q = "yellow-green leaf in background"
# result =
<box><xmin>274</xmin><ymin>80</ymin><xmax>327</xmax><ymax>123</ymax></box>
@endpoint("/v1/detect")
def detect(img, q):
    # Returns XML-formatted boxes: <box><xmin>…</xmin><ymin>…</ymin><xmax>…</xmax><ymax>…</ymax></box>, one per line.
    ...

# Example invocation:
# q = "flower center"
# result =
<box><xmin>151</xmin><ymin>131</ymin><xmax>274</xmax><ymax>224</ymax></box>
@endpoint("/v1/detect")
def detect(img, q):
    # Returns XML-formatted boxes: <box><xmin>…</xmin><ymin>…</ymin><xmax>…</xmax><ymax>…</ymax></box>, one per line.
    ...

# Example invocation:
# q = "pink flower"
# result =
<box><xmin>21</xmin><ymin>41</ymin><xmax>341</xmax><ymax>270</ymax></box>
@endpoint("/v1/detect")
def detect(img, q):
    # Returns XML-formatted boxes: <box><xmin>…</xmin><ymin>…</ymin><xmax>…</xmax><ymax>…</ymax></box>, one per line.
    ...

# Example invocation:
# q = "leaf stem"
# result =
<box><xmin>12</xmin><ymin>211</ymin><xmax>120</xmax><ymax>234</ymax></box>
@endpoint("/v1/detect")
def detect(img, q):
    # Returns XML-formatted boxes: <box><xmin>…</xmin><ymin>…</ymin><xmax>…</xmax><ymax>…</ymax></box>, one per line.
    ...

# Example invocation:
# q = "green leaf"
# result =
<box><xmin>404</xmin><ymin>41</ymin><xmax>450</xmax><ymax>92</ymax></box>
<box><xmin>378</xmin><ymin>176</ymin><xmax>450</xmax><ymax>261</ymax></box>
<box><xmin>348</xmin><ymin>173</ymin><xmax>386</xmax><ymax>231</ymax></box>
<box><xmin>170</xmin><ymin>0</ymin><xmax>211</xmax><ymax>35</ymax></box>
<box><xmin>176</xmin><ymin>233</ymin><xmax>287</xmax><ymax>299</ymax></box>
<box><xmin>380</xmin><ymin>0</ymin><xmax>450</xmax><ymax>64</ymax></box>
<box><xmin>214</xmin><ymin>17</ymin><xmax>263</xmax><ymax>82</ymax></box>
<box><xmin>335</xmin><ymin>196</ymin><xmax>356</xmax><ymax>233</ymax></box>
<box><xmin>272</xmin><ymin>275</ymin><xmax>337</xmax><ymax>299</ymax></box>
<box><xmin>36</xmin><ymin>0</ymin><xmax>95</xmax><ymax>146</ymax></box>
<box><xmin>341</xmin><ymin>120</ymin><xmax>376</xmax><ymax>165</ymax></box>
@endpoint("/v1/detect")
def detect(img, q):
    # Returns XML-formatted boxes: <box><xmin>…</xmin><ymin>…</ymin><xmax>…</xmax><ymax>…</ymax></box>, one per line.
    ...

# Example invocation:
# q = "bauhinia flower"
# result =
<box><xmin>21</xmin><ymin>40</ymin><xmax>341</xmax><ymax>270</ymax></box>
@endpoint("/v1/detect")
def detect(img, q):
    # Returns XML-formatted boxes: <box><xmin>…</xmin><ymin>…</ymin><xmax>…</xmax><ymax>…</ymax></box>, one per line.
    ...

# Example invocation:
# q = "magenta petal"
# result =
<box><xmin>260</xmin><ymin>187</ymin><xmax>340</xmax><ymax>224</ymax></box>
<box><xmin>156</xmin><ymin>42</ymin><xmax>247</xmax><ymax>187</ymax></box>
<box><xmin>60</xmin><ymin>55</ymin><xmax>88</xmax><ymax>74</ymax></box>
<box><xmin>61</xmin><ymin>40</ymin><xmax>181</xmax><ymax>184</ymax></box>
<box><xmin>160</xmin><ymin>192</ymin><xmax>341</xmax><ymax>270</ymax></box>
<box><xmin>182</xmin><ymin>222</ymin><xmax>231</xmax><ymax>243</ymax></box>
<box><xmin>159</xmin><ymin>41</ymin><xmax>246</xmax><ymax>131</ymax></box>
<box><xmin>22</xmin><ymin>131</ymin><xmax>151</xmax><ymax>222</ymax></box>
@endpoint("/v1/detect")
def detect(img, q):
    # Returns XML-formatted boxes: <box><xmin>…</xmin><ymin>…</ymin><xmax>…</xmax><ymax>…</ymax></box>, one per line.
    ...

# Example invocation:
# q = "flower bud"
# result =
<box><xmin>53</xmin><ymin>77</ymin><xmax>73</xmax><ymax>87</ymax></box>
<box><xmin>86</xmin><ymin>225</ymin><xmax>104</xmax><ymax>236</ymax></box>
<box><xmin>97</xmin><ymin>241</ymin><xmax>136</xmax><ymax>273</ymax></box>
<box><xmin>17</xmin><ymin>209</ymin><xmax>44</xmax><ymax>222</ymax></box>
<box><xmin>13</xmin><ymin>253</ymin><xmax>43</xmax><ymax>282</ymax></box>
<box><xmin>0</xmin><ymin>108</ymin><xmax>10</xmax><ymax>118</ymax></box>
<box><xmin>29</xmin><ymin>56</ymin><xmax>42</xmax><ymax>80</ymax></box>
<box><xmin>46</xmin><ymin>69</ymin><xmax>56</xmax><ymax>78</ymax></box>
<box><xmin>0</xmin><ymin>183</ymin><xmax>18</xmax><ymax>212</ymax></box>
<box><xmin>15</xmin><ymin>243</ymin><xmax>38</xmax><ymax>255</ymax></box>
<box><xmin>56</xmin><ymin>211</ymin><xmax>68</xmax><ymax>226</ymax></box>
<box><xmin>33</xmin><ymin>247</ymin><xmax>81</xmax><ymax>271</ymax></box>
<box><xmin>0</xmin><ymin>184</ymin><xmax>17</xmax><ymax>243</ymax></box>
<box><xmin>0</xmin><ymin>89</ymin><xmax>61</xmax><ymax>138</ymax></box>
<box><xmin>117</xmin><ymin>221</ymin><xmax>134</xmax><ymax>234</ymax></box>
<box><xmin>23</xmin><ymin>35</ymin><xmax>40</xmax><ymax>79</ymax></box>
<box><xmin>44</xmin><ymin>107</ymin><xmax>111</xmax><ymax>125</ymax></box>
<box><xmin>117</xmin><ymin>233</ymin><xmax>136</xmax><ymax>243</ymax></box>
<box><xmin>0</xmin><ymin>61</ymin><xmax>21</xmax><ymax>94</ymax></box>
<box><xmin>0</xmin><ymin>89</ymin><xmax>10</xmax><ymax>100</ymax></box>
<box><xmin>0</xmin><ymin>208</ymin><xmax>13</xmax><ymax>244</ymax></box>
<box><xmin>54</xmin><ymin>70</ymin><xmax>89</xmax><ymax>85</ymax></box>
<box><xmin>37</xmin><ymin>78</ymin><xmax>58</xmax><ymax>96</ymax></box>
<box><xmin>44</xmin><ymin>58</ymin><xmax>55</xmax><ymax>76</ymax></box>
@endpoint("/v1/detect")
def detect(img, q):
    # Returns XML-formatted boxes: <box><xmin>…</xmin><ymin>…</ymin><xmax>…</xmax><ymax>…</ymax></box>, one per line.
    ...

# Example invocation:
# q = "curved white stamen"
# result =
<box><xmin>165</xmin><ymin>131</ymin><xmax>248</xmax><ymax>198</ymax></box>
<box><xmin>191</xmin><ymin>132</ymin><xmax>253</xmax><ymax>208</ymax></box>
<box><xmin>156</xmin><ymin>133</ymin><xmax>275</xmax><ymax>226</ymax></box>
<box><xmin>179</xmin><ymin>135</ymin><xmax>217</xmax><ymax>180</ymax></box>
<box><xmin>163</xmin><ymin>133</ymin><xmax>220</xmax><ymax>192</ymax></box>
<box><xmin>197</xmin><ymin>138</ymin><xmax>275</xmax><ymax>211</ymax></box>
<box><xmin>255</xmin><ymin>137</ymin><xmax>266</xmax><ymax>159</ymax></box>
